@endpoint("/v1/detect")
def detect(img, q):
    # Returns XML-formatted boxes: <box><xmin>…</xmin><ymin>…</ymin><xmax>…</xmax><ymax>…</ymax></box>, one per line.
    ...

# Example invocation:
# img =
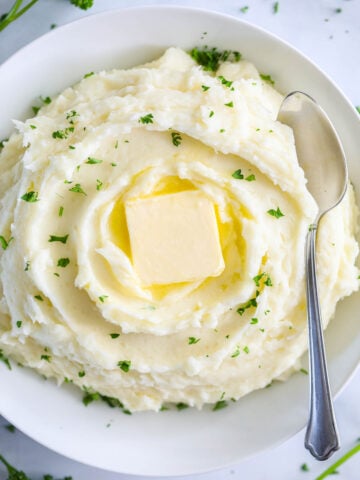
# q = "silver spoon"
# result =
<box><xmin>277</xmin><ymin>91</ymin><xmax>347</xmax><ymax>460</ymax></box>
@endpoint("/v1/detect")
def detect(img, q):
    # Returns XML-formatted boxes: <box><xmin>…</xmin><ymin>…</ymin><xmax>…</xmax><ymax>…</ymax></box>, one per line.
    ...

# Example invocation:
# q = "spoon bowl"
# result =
<box><xmin>278</xmin><ymin>91</ymin><xmax>348</xmax><ymax>461</ymax></box>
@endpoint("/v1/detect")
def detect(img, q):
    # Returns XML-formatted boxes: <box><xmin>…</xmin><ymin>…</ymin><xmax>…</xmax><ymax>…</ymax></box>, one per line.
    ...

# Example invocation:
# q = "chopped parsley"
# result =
<box><xmin>21</xmin><ymin>191</ymin><xmax>39</xmax><ymax>202</ymax></box>
<box><xmin>300</xmin><ymin>368</ymin><xmax>309</xmax><ymax>375</ymax></box>
<box><xmin>189</xmin><ymin>47</ymin><xmax>241</xmax><ymax>72</ymax></box>
<box><xmin>16</xmin><ymin>321</ymin><xmax>22</xmax><ymax>328</ymax></box>
<box><xmin>66</xmin><ymin>110</ymin><xmax>79</xmax><ymax>124</ymax></box>
<box><xmin>0</xmin><ymin>235</ymin><xmax>13</xmax><ymax>250</ymax></box>
<box><xmin>98</xmin><ymin>295</ymin><xmax>108</xmax><ymax>303</ymax></box>
<box><xmin>240</xmin><ymin>6</ymin><xmax>249</xmax><ymax>13</ymax></box>
<box><xmin>253</xmin><ymin>272</ymin><xmax>273</xmax><ymax>287</ymax></box>
<box><xmin>188</xmin><ymin>336</ymin><xmax>200</xmax><ymax>345</ymax></box>
<box><xmin>24</xmin><ymin>261</ymin><xmax>30</xmax><ymax>271</ymax></box>
<box><xmin>139</xmin><ymin>113</ymin><xmax>154</xmax><ymax>124</ymax></box>
<box><xmin>32</xmin><ymin>106</ymin><xmax>40</xmax><ymax>115</ymax></box>
<box><xmin>0</xmin><ymin>349</ymin><xmax>11</xmax><ymax>370</ymax></box>
<box><xmin>209</xmin><ymin>110</ymin><xmax>214</xmax><ymax>118</ymax></box>
<box><xmin>237</xmin><ymin>291</ymin><xmax>259</xmax><ymax>316</ymax></box>
<box><xmin>171</xmin><ymin>132</ymin><xmax>182</xmax><ymax>147</ymax></box>
<box><xmin>232</xmin><ymin>169</ymin><xmax>244</xmax><ymax>179</ymax></box>
<box><xmin>301</xmin><ymin>463</ymin><xmax>309</xmax><ymax>472</ymax></box>
<box><xmin>117</xmin><ymin>360</ymin><xmax>131</xmax><ymax>372</ymax></box>
<box><xmin>218</xmin><ymin>75</ymin><xmax>233</xmax><ymax>88</ymax></box>
<box><xmin>34</xmin><ymin>294</ymin><xmax>44</xmax><ymax>301</ymax></box>
<box><xmin>231</xmin><ymin>346</ymin><xmax>240</xmax><ymax>358</ymax></box>
<box><xmin>30</xmin><ymin>124</ymin><xmax>37</xmax><ymax>129</ymax></box>
<box><xmin>58</xmin><ymin>206</ymin><xmax>64</xmax><ymax>217</ymax></box>
<box><xmin>356</xmin><ymin>106</ymin><xmax>360</xmax><ymax>114</ymax></box>
<box><xmin>86</xmin><ymin>157</ymin><xmax>103</xmax><ymax>164</ymax></box>
<box><xmin>40</xmin><ymin>354</ymin><xmax>51</xmax><ymax>362</ymax></box>
<box><xmin>57</xmin><ymin>257</ymin><xmax>70</xmax><ymax>268</ymax></box>
<box><xmin>96</xmin><ymin>179</ymin><xmax>103</xmax><ymax>191</ymax></box>
<box><xmin>52</xmin><ymin>127</ymin><xmax>74</xmax><ymax>139</ymax></box>
<box><xmin>260</xmin><ymin>73</ymin><xmax>275</xmax><ymax>85</ymax></box>
<box><xmin>5</xmin><ymin>424</ymin><xmax>15</xmax><ymax>433</ymax></box>
<box><xmin>243</xmin><ymin>346</ymin><xmax>250</xmax><ymax>354</ymax></box>
<box><xmin>245</xmin><ymin>174</ymin><xmax>256</xmax><ymax>181</ymax></box>
<box><xmin>201</xmin><ymin>85</ymin><xmax>210</xmax><ymax>91</ymax></box>
<box><xmin>250</xmin><ymin>318</ymin><xmax>258</xmax><ymax>324</ymax></box>
<box><xmin>84</xmin><ymin>71</ymin><xmax>95</xmax><ymax>78</ymax></box>
<box><xmin>224</xmin><ymin>101</ymin><xmax>234</xmax><ymax>107</ymax></box>
<box><xmin>78</xmin><ymin>371</ymin><xmax>86</xmax><ymax>377</ymax></box>
<box><xmin>69</xmin><ymin>183</ymin><xmax>87</xmax><ymax>195</ymax></box>
<box><xmin>273</xmin><ymin>1</ymin><xmax>279</xmax><ymax>14</ymax></box>
<box><xmin>109</xmin><ymin>333</ymin><xmax>120</xmax><ymax>339</ymax></box>
<box><xmin>176</xmin><ymin>402</ymin><xmax>189</xmax><ymax>411</ymax></box>
<box><xmin>267</xmin><ymin>207</ymin><xmax>284</xmax><ymax>218</ymax></box>
<box><xmin>48</xmin><ymin>234</ymin><xmax>69</xmax><ymax>244</ymax></box>
<box><xmin>212</xmin><ymin>400</ymin><xmax>228</xmax><ymax>411</ymax></box>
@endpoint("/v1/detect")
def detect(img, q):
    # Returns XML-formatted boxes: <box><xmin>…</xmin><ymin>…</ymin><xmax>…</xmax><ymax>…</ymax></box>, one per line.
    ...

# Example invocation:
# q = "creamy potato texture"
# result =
<box><xmin>0</xmin><ymin>48</ymin><xmax>358</xmax><ymax>411</ymax></box>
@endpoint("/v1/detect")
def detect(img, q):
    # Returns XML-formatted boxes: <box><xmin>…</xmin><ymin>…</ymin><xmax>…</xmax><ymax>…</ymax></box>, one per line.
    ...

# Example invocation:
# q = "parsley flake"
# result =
<box><xmin>57</xmin><ymin>257</ymin><xmax>70</xmax><ymax>268</ymax></box>
<box><xmin>98</xmin><ymin>295</ymin><xmax>108</xmax><ymax>303</ymax></box>
<box><xmin>16</xmin><ymin>321</ymin><xmax>22</xmax><ymax>328</ymax></box>
<box><xmin>176</xmin><ymin>402</ymin><xmax>189</xmax><ymax>411</ymax></box>
<box><xmin>273</xmin><ymin>1</ymin><xmax>279</xmax><ymax>14</ymax></box>
<box><xmin>213</xmin><ymin>400</ymin><xmax>228</xmax><ymax>411</ymax></box>
<box><xmin>301</xmin><ymin>463</ymin><xmax>310</xmax><ymax>472</ymax></box>
<box><xmin>21</xmin><ymin>191</ymin><xmax>39</xmax><ymax>202</ymax></box>
<box><xmin>171</xmin><ymin>132</ymin><xmax>182</xmax><ymax>147</ymax></box>
<box><xmin>231</xmin><ymin>346</ymin><xmax>240</xmax><ymax>358</ymax></box>
<box><xmin>224</xmin><ymin>101</ymin><xmax>234</xmax><ymax>108</ymax></box>
<box><xmin>240</xmin><ymin>6</ymin><xmax>249</xmax><ymax>13</ymax></box>
<box><xmin>117</xmin><ymin>360</ymin><xmax>131</xmax><ymax>372</ymax></box>
<box><xmin>78</xmin><ymin>371</ymin><xmax>86</xmax><ymax>377</ymax></box>
<box><xmin>189</xmin><ymin>47</ymin><xmax>241</xmax><ymax>72</ymax></box>
<box><xmin>250</xmin><ymin>318</ymin><xmax>258</xmax><ymax>324</ymax></box>
<box><xmin>109</xmin><ymin>333</ymin><xmax>120</xmax><ymax>339</ymax></box>
<box><xmin>0</xmin><ymin>349</ymin><xmax>11</xmax><ymax>370</ymax></box>
<box><xmin>5</xmin><ymin>424</ymin><xmax>15</xmax><ymax>433</ymax></box>
<box><xmin>218</xmin><ymin>75</ymin><xmax>233</xmax><ymax>88</ymax></box>
<box><xmin>69</xmin><ymin>183</ymin><xmax>87</xmax><ymax>195</ymax></box>
<box><xmin>260</xmin><ymin>73</ymin><xmax>275</xmax><ymax>85</ymax></box>
<box><xmin>267</xmin><ymin>207</ymin><xmax>284</xmax><ymax>218</ymax></box>
<box><xmin>52</xmin><ymin>127</ymin><xmax>74</xmax><ymax>139</ymax></box>
<box><xmin>34</xmin><ymin>295</ymin><xmax>44</xmax><ymax>301</ymax></box>
<box><xmin>96</xmin><ymin>179</ymin><xmax>103</xmax><ymax>191</ymax></box>
<box><xmin>209</xmin><ymin>110</ymin><xmax>215</xmax><ymax>118</ymax></box>
<box><xmin>232</xmin><ymin>169</ymin><xmax>244</xmax><ymax>179</ymax></box>
<box><xmin>243</xmin><ymin>346</ymin><xmax>250</xmax><ymax>354</ymax></box>
<box><xmin>188</xmin><ymin>337</ymin><xmax>200</xmax><ymax>345</ymax></box>
<box><xmin>246</xmin><ymin>174</ymin><xmax>256</xmax><ymax>181</ymax></box>
<box><xmin>139</xmin><ymin>113</ymin><xmax>154</xmax><ymax>124</ymax></box>
<box><xmin>253</xmin><ymin>272</ymin><xmax>273</xmax><ymax>287</ymax></box>
<box><xmin>0</xmin><ymin>235</ymin><xmax>13</xmax><ymax>250</ymax></box>
<box><xmin>86</xmin><ymin>157</ymin><xmax>103</xmax><ymax>164</ymax></box>
<box><xmin>84</xmin><ymin>71</ymin><xmax>95</xmax><ymax>78</ymax></box>
<box><xmin>40</xmin><ymin>354</ymin><xmax>51</xmax><ymax>362</ymax></box>
<box><xmin>58</xmin><ymin>206</ymin><xmax>64</xmax><ymax>217</ymax></box>
<box><xmin>48</xmin><ymin>234</ymin><xmax>69</xmax><ymax>244</ymax></box>
<box><xmin>201</xmin><ymin>85</ymin><xmax>210</xmax><ymax>91</ymax></box>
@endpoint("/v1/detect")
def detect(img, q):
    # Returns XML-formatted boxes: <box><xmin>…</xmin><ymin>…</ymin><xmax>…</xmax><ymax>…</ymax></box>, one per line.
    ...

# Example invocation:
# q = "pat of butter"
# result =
<box><xmin>125</xmin><ymin>191</ymin><xmax>225</xmax><ymax>285</ymax></box>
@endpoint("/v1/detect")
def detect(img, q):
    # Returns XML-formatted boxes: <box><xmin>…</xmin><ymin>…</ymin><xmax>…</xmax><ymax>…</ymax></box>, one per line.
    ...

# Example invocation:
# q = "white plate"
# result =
<box><xmin>0</xmin><ymin>6</ymin><xmax>359</xmax><ymax>477</ymax></box>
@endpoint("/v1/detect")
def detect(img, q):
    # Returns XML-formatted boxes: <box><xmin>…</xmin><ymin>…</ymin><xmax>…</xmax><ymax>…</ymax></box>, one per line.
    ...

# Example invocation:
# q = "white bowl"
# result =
<box><xmin>0</xmin><ymin>6</ymin><xmax>359</xmax><ymax>477</ymax></box>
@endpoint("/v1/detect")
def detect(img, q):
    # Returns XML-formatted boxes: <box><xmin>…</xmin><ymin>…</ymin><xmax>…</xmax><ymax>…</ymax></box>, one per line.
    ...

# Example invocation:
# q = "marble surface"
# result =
<box><xmin>0</xmin><ymin>1</ymin><xmax>359</xmax><ymax>479</ymax></box>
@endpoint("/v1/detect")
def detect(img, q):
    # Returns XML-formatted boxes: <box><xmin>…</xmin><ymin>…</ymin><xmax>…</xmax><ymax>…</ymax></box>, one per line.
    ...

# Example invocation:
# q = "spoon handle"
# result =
<box><xmin>304</xmin><ymin>226</ymin><xmax>340</xmax><ymax>460</ymax></box>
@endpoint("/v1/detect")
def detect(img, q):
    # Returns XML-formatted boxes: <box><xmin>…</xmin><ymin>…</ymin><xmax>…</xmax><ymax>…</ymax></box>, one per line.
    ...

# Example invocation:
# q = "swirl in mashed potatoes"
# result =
<box><xmin>0</xmin><ymin>48</ymin><xmax>358</xmax><ymax>411</ymax></box>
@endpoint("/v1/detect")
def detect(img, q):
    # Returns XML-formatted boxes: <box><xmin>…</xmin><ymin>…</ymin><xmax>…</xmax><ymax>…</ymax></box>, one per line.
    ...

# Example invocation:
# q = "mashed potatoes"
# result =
<box><xmin>0</xmin><ymin>47</ymin><xmax>358</xmax><ymax>411</ymax></box>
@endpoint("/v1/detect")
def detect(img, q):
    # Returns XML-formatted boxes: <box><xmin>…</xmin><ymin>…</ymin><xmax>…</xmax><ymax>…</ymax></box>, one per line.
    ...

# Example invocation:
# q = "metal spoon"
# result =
<box><xmin>277</xmin><ymin>91</ymin><xmax>347</xmax><ymax>460</ymax></box>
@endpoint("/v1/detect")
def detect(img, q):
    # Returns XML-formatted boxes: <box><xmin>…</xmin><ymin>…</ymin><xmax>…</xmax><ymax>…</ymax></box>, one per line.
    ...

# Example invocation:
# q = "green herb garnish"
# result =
<box><xmin>58</xmin><ymin>206</ymin><xmax>64</xmax><ymax>217</ymax></box>
<box><xmin>86</xmin><ymin>157</ymin><xmax>103</xmax><ymax>164</ymax></box>
<box><xmin>69</xmin><ymin>183</ymin><xmax>87</xmax><ymax>195</ymax></box>
<box><xmin>0</xmin><ymin>349</ymin><xmax>11</xmax><ymax>370</ymax></box>
<box><xmin>96</xmin><ymin>179</ymin><xmax>103</xmax><ymax>191</ymax></box>
<box><xmin>40</xmin><ymin>354</ymin><xmax>51</xmax><ymax>362</ymax></box>
<box><xmin>245</xmin><ymin>174</ymin><xmax>256</xmax><ymax>181</ymax></box>
<box><xmin>78</xmin><ymin>371</ymin><xmax>85</xmax><ymax>377</ymax></box>
<box><xmin>232</xmin><ymin>169</ymin><xmax>244</xmax><ymax>179</ymax></box>
<box><xmin>201</xmin><ymin>85</ymin><xmax>210</xmax><ymax>91</ymax></box>
<box><xmin>188</xmin><ymin>337</ymin><xmax>200</xmax><ymax>345</ymax></box>
<box><xmin>21</xmin><ymin>191</ymin><xmax>39</xmax><ymax>202</ymax></box>
<box><xmin>253</xmin><ymin>272</ymin><xmax>273</xmax><ymax>287</ymax></box>
<box><xmin>57</xmin><ymin>257</ymin><xmax>70</xmax><ymax>268</ymax></box>
<box><xmin>0</xmin><ymin>235</ymin><xmax>13</xmax><ymax>250</ymax></box>
<box><xmin>171</xmin><ymin>132</ymin><xmax>182</xmax><ymax>147</ymax></box>
<box><xmin>117</xmin><ymin>360</ymin><xmax>131</xmax><ymax>372</ymax></box>
<box><xmin>301</xmin><ymin>463</ymin><xmax>310</xmax><ymax>472</ymax></box>
<box><xmin>260</xmin><ymin>73</ymin><xmax>275</xmax><ymax>85</ymax></box>
<box><xmin>189</xmin><ymin>47</ymin><xmax>241</xmax><ymax>72</ymax></box>
<box><xmin>240</xmin><ymin>6</ymin><xmax>249</xmax><ymax>13</ymax></box>
<box><xmin>34</xmin><ymin>294</ymin><xmax>43</xmax><ymax>301</ymax></box>
<box><xmin>84</xmin><ymin>71</ymin><xmax>95</xmax><ymax>78</ymax></box>
<box><xmin>139</xmin><ymin>113</ymin><xmax>154</xmax><ymax>124</ymax></box>
<box><xmin>52</xmin><ymin>127</ymin><xmax>74</xmax><ymax>139</ymax></box>
<box><xmin>273</xmin><ymin>2</ymin><xmax>279</xmax><ymax>14</ymax></box>
<box><xmin>176</xmin><ymin>402</ymin><xmax>189</xmax><ymax>411</ymax></box>
<box><xmin>212</xmin><ymin>400</ymin><xmax>228</xmax><ymax>411</ymax></box>
<box><xmin>109</xmin><ymin>333</ymin><xmax>120</xmax><ymax>339</ymax></box>
<box><xmin>267</xmin><ymin>207</ymin><xmax>284</xmax><ymax>218</ymax></box>
<box><xmin>218</xmin><ymin>75</ymin><xmax>233</xmax><ymax>88</ymax></box>
<box><xmin>16</xmin><ymin>321</ymin><xmax>22</xmax><ymax>328</ymax></box>
<box><xmin>231</xmin><ymin>346</ymin><xmax>240</xmax><ymax>358</ymax></box>
<box><xmin>98</xmin><ymin>295</ymin><xmax>108</xmax><ymax>303</ymax></box>
<box><xmin>48</xmin><ymin>234</ymin><xmax>69</xmax><ymax>244</ymax></box>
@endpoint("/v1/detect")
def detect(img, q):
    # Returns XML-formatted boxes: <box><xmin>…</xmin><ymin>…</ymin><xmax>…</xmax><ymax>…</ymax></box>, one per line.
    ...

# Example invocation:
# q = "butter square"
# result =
<box><xmin>125</xmin><ymin>191</ymin><xmax>225</xmax><ymax>286</ymax></box>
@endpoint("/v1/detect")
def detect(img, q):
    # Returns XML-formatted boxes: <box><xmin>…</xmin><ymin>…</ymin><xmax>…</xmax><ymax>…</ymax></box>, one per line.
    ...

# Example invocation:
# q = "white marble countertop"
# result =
<box><xmin>0</xmin><ymin>1</ymin><xmax>359</xmax><ymax>479</ymax></box>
